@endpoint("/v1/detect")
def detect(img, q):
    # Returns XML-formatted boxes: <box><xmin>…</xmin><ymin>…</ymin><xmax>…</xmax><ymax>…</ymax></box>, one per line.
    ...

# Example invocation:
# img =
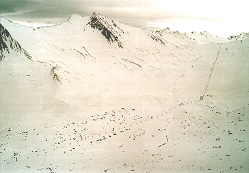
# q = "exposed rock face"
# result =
<box><xmin>88</xmin><ymin>12</ymin><xmax>124</xmax><ymax>48</ymax></box>
<box><xmin>0</xmin><ymin>24</ymin><xmax>9</xmax><ymax>54</ymax></box>
<box><xmin>151</xmin><ymin>32</ymin><xmax>166</xmax><ymax>45</ymax></box>
<box><xmin>228</xmin><ymin>32</ymin><xmax>249</xmax><ymax>41</ymax></box>
<box><xmin>0</xmin><ymin>23</ymin><xmax>31</xmax><ymax>61</ymax></box>
<box><xmin>50</xmin><ymin>65</ymin><xmax>61</xmax><ymax>84</ymax></box>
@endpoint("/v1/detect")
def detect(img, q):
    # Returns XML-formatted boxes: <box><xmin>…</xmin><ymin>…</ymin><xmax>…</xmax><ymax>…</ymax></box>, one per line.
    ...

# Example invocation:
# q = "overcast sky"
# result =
<box><xmin>0</xmin><ymin>0</ymin><xmax>249</xmax><ymax>37</ymax></box>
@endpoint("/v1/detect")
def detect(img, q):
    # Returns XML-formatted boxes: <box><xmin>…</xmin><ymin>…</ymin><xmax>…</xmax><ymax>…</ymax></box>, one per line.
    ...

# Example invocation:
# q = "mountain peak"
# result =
<box><xmin>68</xmin><ymin>14</ymin><xmax>84</xmax><ymax>22</ymax></box>
<box><xmin>88</xmin><ymin>12</ymin><xmax>124</xmax><ymax>48</ymax></box>
<box><xmin>0</xmin><ymin>23</ymin><xmax>31</xmax><ymax>61</ymax></box>
<box><xmin>91</xmin><ymin>12</ymin><xmax>99</xmax><ymax>18</ymax></box>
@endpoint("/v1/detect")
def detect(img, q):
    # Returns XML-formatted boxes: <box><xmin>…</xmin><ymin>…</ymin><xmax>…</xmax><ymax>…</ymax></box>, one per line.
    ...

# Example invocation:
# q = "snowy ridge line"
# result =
<box><xmin>228</xmin><ymin>32</ymin><xmax>249</xmax><ymax>41</ymax></box>
<box><xmin>88</xmin><ymin>12</ymin><xmax>124</xmax><ymax>48</ymax></box>
<box><xmin>0</xmin><ymin>23</ymin><xmax>32</xmax><ymax>61</ymax></box>
<box><xmin>91</xmin><ymin>12</ymin><xmax>124</xmax><ymax>36</ymax></box>
<box><xmin>151</xmin><ymin>31</ymin><xmax>185</xmax><ymax>49</ymax></box>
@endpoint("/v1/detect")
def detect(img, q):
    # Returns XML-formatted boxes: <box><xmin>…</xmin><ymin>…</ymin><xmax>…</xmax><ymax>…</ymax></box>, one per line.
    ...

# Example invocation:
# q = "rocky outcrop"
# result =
<box><xmin>0</xmin><ymin>23</ymin><xmax>31</xmax><ymax>61</ymax></box>
<box><xmin>0</xmin><ymin>24</ymin><xmax>9</xmax><ymax>54</ymax></box>
<box><xmin>88</xmin><ymin>12</ymin><xmax>124</xmax><ymax>48</ymax></box>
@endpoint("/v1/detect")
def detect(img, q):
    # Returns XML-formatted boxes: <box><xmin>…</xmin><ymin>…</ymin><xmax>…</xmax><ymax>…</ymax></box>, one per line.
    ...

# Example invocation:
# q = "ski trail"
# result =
<box><xmin>201</xmin><ymin>43</ymin><xmax>222</xmax><ymax>100</ymax></box>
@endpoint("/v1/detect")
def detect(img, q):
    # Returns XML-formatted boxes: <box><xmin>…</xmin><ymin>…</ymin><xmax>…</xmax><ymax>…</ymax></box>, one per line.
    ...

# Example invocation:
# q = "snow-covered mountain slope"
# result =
<box><xmin>187</xmin><ymin>31</ymin><xmax>229</xmax><ymax>44</ymax></box>
<box><xmin>0</xmin><ymin>13</ymin><xmax>248</xmax><ymax>173</ymax></box>
<box><xmin>228</xmin><ymin>32</ymin><xmax>249</xmax><ymax>41</ymax></box>
<box><xmin>0</xmin><ymin>13</ymin><xmax>201</xmax><ymax>112</ymax></box>
<box><xmin>206</xmin><ymin>37</ymin><xmax>249</xmax><ymax>108</ymax></box>
<box><xmin>0</xmin><ymin>22</ymin><xmax>58</xmax><ymax>126</ymax></box>
<box><xmin>0</xmin><ymin>23</ymin><xmax>31</xmax><ymax>61</ymax></box>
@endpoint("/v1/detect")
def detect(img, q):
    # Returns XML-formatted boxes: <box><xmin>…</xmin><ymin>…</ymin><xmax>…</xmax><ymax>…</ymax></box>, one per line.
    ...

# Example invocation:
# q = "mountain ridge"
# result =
<box><xmin>87</xmin><ymin>12</ymin><xmax>124</xmax><ymax>48</ymax></box>
<box><xmin>0</xmin><ymin>23</ymin><xmax>31</xmax><ymax>61</ymax></box>
<box><xmin>1</xmin><ymin>12</ymin><xmax>248</xmax><ymax>42</ymax></box>
<box><xmin>0</xmin><ymin>12</ymin><xmax>248</xmax><ymax>115</ymax></box>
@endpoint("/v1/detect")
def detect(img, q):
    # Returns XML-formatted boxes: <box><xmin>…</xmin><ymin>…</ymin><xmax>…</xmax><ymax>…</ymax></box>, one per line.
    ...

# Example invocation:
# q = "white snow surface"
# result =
<box><xmin>0</xmin><ymin>13</ymin><xmax>249</xmax><ymax>173</ymax></box>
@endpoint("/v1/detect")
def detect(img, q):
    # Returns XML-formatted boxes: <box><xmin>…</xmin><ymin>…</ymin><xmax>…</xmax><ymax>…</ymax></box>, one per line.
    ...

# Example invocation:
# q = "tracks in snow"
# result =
<box><xmin>201</xmin><ymin>44</ymin><xmax>222</xmax><ymax>100</ymax></box>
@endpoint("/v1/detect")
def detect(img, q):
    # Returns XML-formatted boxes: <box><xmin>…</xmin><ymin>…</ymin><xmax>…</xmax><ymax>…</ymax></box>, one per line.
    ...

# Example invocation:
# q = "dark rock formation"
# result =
<box><xmin>0</xmin><ymin>23</ymin><xmax>31</xmax><ymax>61</ymax></box>
<box><xmin>88</xmin><ymin>12</ymin><xmax>124</xmax><ymax>48</ymax></box>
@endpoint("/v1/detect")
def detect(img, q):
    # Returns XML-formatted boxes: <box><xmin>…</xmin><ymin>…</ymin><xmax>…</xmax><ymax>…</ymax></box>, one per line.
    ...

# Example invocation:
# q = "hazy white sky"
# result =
<box><xmin>0</xmin><ymin>0</ymin><xmax>248</xmax><ymax>37</ymax></box>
